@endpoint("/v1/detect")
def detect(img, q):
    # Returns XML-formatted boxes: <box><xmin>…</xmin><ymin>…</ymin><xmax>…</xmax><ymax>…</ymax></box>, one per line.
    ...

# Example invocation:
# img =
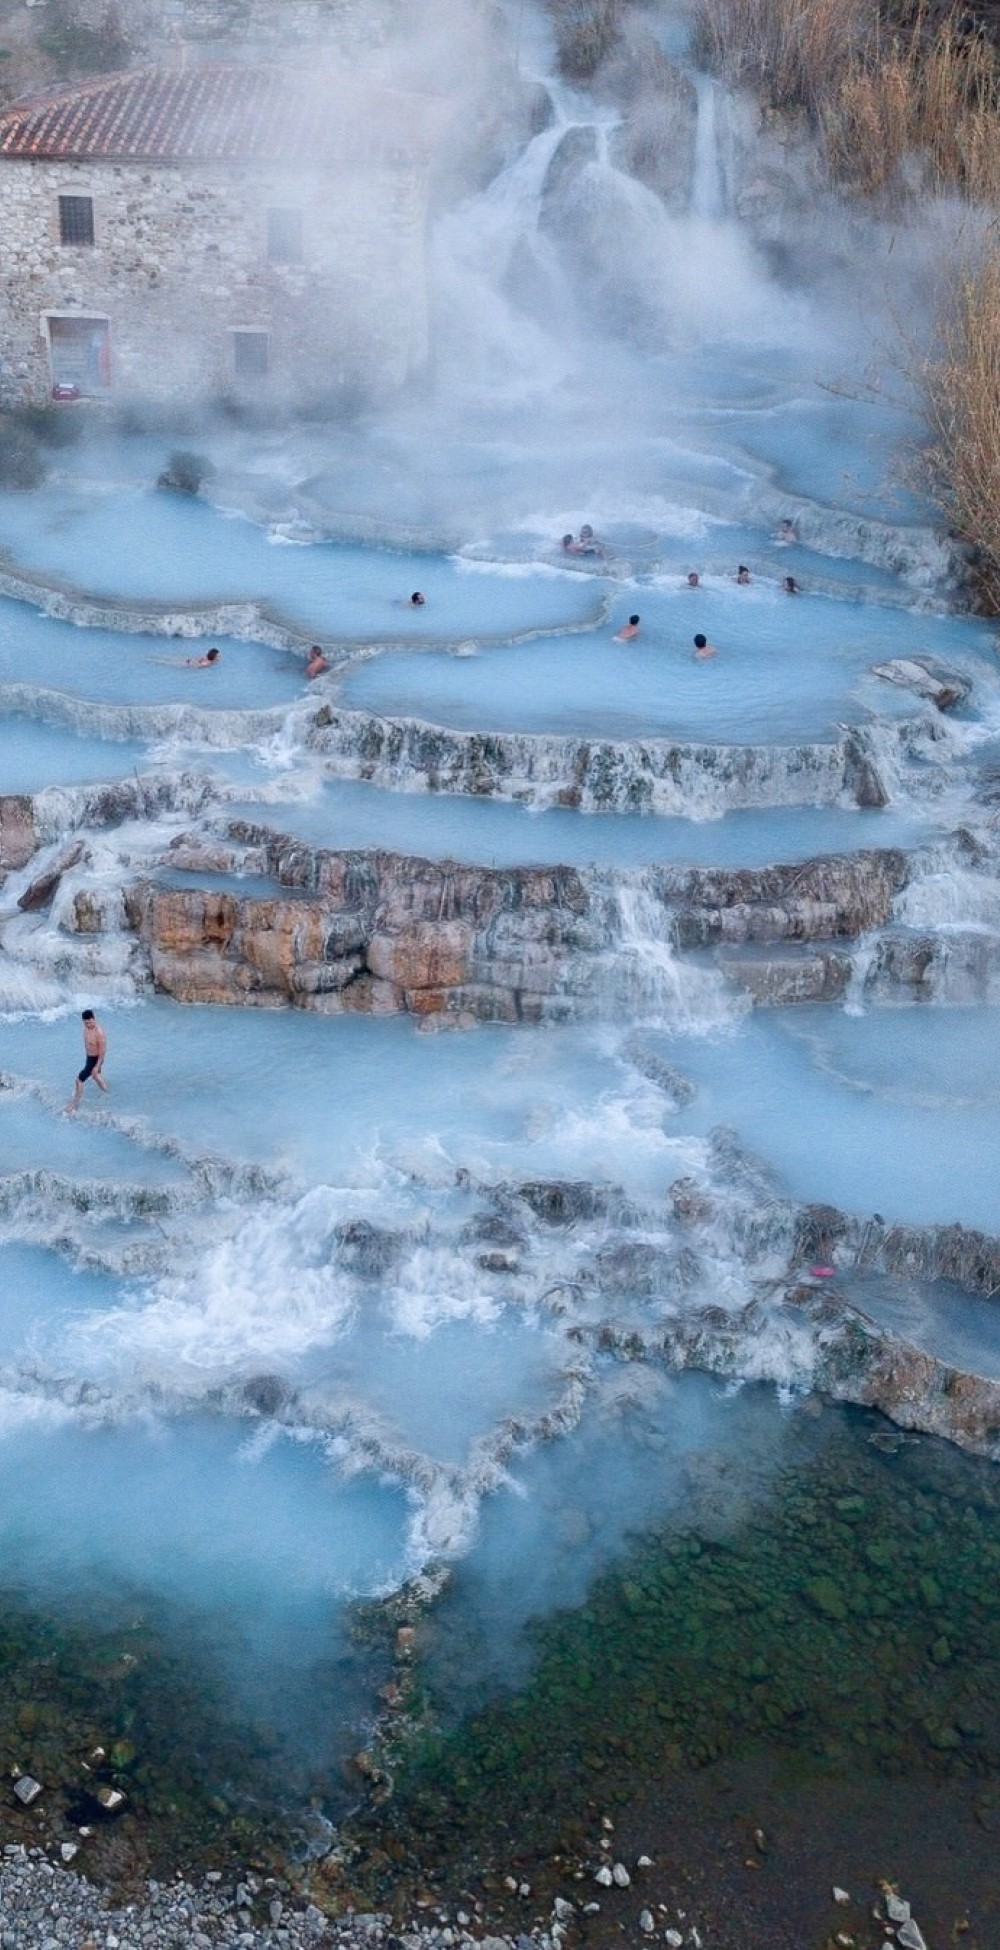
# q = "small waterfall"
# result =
<box><xmin>691</xmin><ymin>74</ymin><xmax>724</xmax><ymax>220</ymax></box>
<box><xmin>607</xmin><ymin>881</ymin><xmax>747</xmax><ymax>1032</ymax></box>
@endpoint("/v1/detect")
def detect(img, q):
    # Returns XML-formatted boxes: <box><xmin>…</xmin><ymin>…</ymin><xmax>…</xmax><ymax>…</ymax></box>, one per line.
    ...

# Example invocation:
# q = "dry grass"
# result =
<box><xmin>922</xmin><ymin>247</ymin><xmax>1000</xmax><ymax>608</ymax></box>
<box><xmin>689</xmin><ymin>0</ymin><xmax>868</xmax><ymax>119</ymax></box>
<box><xmin>825</xmin><ymin>17</ymin><xmax>1000</xmax><ymax>198</ymax></box>
<box><xmin>691</xmin><ymin>0</ymin><xmax>1000</xmax><ymax>202</ymax></box>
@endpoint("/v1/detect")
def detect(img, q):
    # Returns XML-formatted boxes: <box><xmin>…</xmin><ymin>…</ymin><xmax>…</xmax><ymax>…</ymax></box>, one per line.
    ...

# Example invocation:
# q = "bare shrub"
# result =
<box><xmin>922</xmin><ymin>247</ymin><xmax>1000</xmax><ymax>610</ymax></box>
<box><xmin>549</xmin><ymin>0</ymin><xmax>627</xmax><ymax>81</ymax></box>
<box><xmin>157</xmin><ymin>449</ymin><xmax>215</xmax><ymax>495</ymax></box>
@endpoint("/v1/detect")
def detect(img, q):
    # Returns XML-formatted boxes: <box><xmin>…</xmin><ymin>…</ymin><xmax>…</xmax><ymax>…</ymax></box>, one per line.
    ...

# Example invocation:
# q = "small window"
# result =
<box><xmin>266</xmin><ymin>208</ymin><xmax>303</xmax><ymax>263</ymax></box>
<box><xmin>59</xmin><ymin>195</ymin><xmax>95</xmax><ymax>246</ymax></box>
<box><xmin>233</xmin><ymin>330</ymin><xmax>269</xmax><ymax>380</ymax></box>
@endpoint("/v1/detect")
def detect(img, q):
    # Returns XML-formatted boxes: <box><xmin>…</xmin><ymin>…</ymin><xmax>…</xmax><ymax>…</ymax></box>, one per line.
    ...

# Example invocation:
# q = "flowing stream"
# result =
<box><xmin>3</xmin><ymin>0</ymin><xmax>1000</xmax><ymax>1885</ymax></box>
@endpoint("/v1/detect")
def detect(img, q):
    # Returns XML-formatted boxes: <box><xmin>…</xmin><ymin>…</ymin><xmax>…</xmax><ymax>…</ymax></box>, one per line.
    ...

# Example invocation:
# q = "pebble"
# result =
<box><xmin>594</xmin><ymin>1868</ymin><xmax>613</xmax><ymax>1888</ymax></box>
<box><xmin>897</xmin><ymin>1924</ymin><xmax>928</xmax><ymax>1950</ymax></box>
<box><xmin>611</xmin><ymin>1864</ymin><xmax>630</xmax><ymax>1888</ymax></box>
<box><xmin>638</xmin><ymin>1910</ymin><xmax>655</xmax><ymax>1934</ymax></box>
<box><xmin>832</xmin><ymin>1887</ymin><xmax>850</xmax><ymax>1904</ymax></box>
<box><xmin>664</xmin><ymin>1934</ymin><xmax>683</xmax><ymax>1949</ymax></box>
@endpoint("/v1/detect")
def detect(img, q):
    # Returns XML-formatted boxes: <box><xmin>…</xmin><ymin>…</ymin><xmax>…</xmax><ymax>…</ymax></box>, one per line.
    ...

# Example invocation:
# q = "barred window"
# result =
<box><xmin>59</xmin><ymin>195</ymin><xmax>95</xmax><ymax>246</ymax></box>
<box><xmin>266</xmin><ymin>208</ymin><xmax>303</xmax><ymax>263</ymax></box>
<box><xmin>233</xmin><ymin>331</ymin><xmax>269</xmax><ymax>379</ymax></box>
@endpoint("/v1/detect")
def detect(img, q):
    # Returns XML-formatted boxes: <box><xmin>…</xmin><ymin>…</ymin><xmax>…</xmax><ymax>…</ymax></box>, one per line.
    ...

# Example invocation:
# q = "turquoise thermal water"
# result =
<box><xmin>0</xmin><ymin>719</ymin><xmax>152</xmax><ymax>790</ymax></box>
<box><xmin>0</xmin><ymin>601</ymin><xmax>300</xmax><ymax>707</ymax></box>
<box><xmin>339</xmin><ymin>580</ymin><xmax>999</xmax><ymax>742</ymax></box>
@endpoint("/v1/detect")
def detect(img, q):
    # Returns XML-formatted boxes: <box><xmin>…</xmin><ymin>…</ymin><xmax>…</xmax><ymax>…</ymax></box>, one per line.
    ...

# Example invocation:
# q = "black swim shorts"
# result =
<box><xmin>78</xmin><ymin>1055</ymin><xmax>98</xmax><ymax>1083</ymax></box>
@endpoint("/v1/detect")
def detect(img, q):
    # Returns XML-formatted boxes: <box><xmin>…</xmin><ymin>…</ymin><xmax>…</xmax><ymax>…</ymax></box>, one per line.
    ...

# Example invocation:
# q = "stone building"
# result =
<box><xmin>0</xmin><ymin>56</ymin><xmax>439</xmax><ymax>408</ymax></box>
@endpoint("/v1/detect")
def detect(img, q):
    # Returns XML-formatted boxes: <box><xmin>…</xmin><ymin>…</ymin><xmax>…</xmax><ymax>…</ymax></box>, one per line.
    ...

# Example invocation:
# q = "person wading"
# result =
<box><xmin>65</xmin><ymin>1009</ymin><xmax>109</xmax><ymax>1112</ymax></box>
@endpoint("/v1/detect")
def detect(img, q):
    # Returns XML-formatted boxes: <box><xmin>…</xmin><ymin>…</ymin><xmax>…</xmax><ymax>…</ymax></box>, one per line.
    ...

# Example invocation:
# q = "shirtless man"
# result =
<box><xmin>693</xmin><ymin>633</ymin><xmax>718</xmax><ymax>659</ymax></box>
<box><xmin>65</xmin><ymin>1009</ymin><xmax>109</xmax><ymax>1111</ymax></box>
<box><xmin>614</xmin><ymin>613</ymin><xmax>641</xmax><ymax>642</ymax></box>
<box><xmin>735</xmin><ymin>565</ymin><xmax>752</xmax><ymax>585</ymax></box>
<box><xmin>408</xmin><ymin>591</ymin><xmax>426</xmax><ymax>607</ymax></box>
<box><xmin>686</xmin><ymin>570</ymin><xmax>700</xmax><ymax>588</ymax></box>
<box><xmin>305</xmin><ymin>645</ymin><xmax>329</xmax><ymax>678</ymax></box>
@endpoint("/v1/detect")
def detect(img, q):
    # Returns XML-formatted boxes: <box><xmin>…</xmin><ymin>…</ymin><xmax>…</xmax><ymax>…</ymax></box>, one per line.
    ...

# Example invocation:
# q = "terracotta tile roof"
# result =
<box><xmin>0</xmin><ymin>62</ymin><xmax>431</xmax><ymax>164</ymax></box>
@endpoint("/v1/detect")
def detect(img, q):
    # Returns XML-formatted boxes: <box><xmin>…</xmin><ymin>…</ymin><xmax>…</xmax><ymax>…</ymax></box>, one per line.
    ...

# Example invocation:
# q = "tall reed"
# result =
<box><xmin>922</xmin><ymin>248</ymin><xmax>1000</xmax><ymax>610</ymax></box>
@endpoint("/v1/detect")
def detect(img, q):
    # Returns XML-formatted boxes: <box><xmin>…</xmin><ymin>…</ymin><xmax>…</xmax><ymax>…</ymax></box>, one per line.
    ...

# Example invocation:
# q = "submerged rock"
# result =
<box><xmin>620</xmin><ymin>1033</ymin><xmax>696</xmax><ymax>1106</ymax></box>
<box><xmin>333</xmin><ymin>1220</ymin><xmax>405</xmax><ymax>1278</ymax></box>
<box><xmin>871</xmin><ymin>656</ymin><xmax>971</xmax><ymax>710</ymax></box>
<box><xmin>240</xmin><ymin>1374</ymin><xmax>296</xmax><ymax>1418</ymax></box>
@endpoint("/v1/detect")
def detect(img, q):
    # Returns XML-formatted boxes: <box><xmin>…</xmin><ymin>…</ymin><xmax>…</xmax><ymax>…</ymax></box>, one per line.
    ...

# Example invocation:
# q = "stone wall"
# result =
<box><xmin>0</xmin><ymin>150</ymin><xmax>430</xmax><ymax>408</ymax></box>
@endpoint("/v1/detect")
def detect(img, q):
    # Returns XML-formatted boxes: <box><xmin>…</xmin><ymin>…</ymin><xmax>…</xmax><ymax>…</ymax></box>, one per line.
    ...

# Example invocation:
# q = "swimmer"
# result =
<box><xmin>775</xmin><ymin>518</ymin><xmax>797</xmax><ymax>543</ymax></box>
<box><xmin>577</xmin><ymin>524</ymin><xmax>604</xmax><ymax>556</ymax></box>
<box><xmin>614</xmin><ymin>613</ymin><xmax>641</xmax><ymax>642</ymax></box>
<box><xmin>561</xmin><ymin>533</ymin><xmax>580</xmax><ymax>553</ymax></box>
<box><xmin>408</xmin><ymin>591</ymin><xmax>426</xmax><ymax>607</ymax></box>
<box><xmin>735</xmin><ymin>565</ymin><xmax>752</xmax><ymax>585</ymax></box>
<box><xmin>783</xmin><ymin>575</ymin><xmax>799</xmax><ymax>595</ymax></box>
<box><xmin>693</xmin><ymin>633</ymin><xmax>717</xmax><ymax>659</ymax></box>
<box><xmin>686</xmin><ymin>571</ymin><xmax>700</xmax><ymax>588</ymax></box>
<box><xmin>151</xmin><ymin>647</ymin><xmax>220</xmax><ymax>668</ymax></box>
<box><xmin>305</xmin><ymin>645</ymin><xmax>329</xmax><ymax>678</ymax></box>
<box><xmin>65</xmin><ymin>1009</ymin><xmax>108</xmax><ymax>1112</ymax></box>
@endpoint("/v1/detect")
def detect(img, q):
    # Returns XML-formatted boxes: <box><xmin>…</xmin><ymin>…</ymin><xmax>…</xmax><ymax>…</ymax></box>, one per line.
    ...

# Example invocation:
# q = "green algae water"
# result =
<box><xmin>347</xmin><ymin>1385</ymin><xmax>1000</xmax><ymax>1903</ymax></box>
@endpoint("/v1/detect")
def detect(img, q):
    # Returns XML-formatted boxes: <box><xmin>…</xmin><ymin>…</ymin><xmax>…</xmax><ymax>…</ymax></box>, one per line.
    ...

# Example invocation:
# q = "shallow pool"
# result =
<box><xmin>0</xmin><ymin>487</ymin><xmax>600</xmax><ymax>640</ymax></box>
<box><xmin>227</xmin><ymin>776</ymin><xmax>935</xmax><ymax>868</ymax></box>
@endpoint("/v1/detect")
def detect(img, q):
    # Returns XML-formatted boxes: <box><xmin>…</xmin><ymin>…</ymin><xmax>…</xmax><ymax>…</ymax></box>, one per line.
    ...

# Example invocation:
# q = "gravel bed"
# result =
<box><xmin>0</xmin><ymin>1851</ymin><xmax>534</xmax><ymax>1950</ymax></box>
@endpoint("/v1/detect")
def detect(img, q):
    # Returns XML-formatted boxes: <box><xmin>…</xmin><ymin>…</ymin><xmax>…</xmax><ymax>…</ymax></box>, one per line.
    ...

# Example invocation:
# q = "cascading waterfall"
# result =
<box><xmin>691</xmin><ymin>73</ymin><xmax>725</xmax><ymax>221</ymax></box>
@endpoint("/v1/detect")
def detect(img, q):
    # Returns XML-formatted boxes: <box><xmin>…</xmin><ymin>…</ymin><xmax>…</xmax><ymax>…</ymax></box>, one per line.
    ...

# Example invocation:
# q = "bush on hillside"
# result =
<box><xmin>549</xmin><ymin>0</ymin><xmax>628</xmax><ymax>80</ymax></box>
<box><xmin>37</xmin><ymin>0</ymin><xmax>132</xmax><ymax>76</ymax></box>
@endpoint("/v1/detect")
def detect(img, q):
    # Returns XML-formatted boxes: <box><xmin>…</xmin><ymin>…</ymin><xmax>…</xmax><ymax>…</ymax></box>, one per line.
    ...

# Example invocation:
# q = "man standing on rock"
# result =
<box><xmin>65</xmin><ymin>1009</ymin><xmax>109</xmax><ymax>1112</ymax></box>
